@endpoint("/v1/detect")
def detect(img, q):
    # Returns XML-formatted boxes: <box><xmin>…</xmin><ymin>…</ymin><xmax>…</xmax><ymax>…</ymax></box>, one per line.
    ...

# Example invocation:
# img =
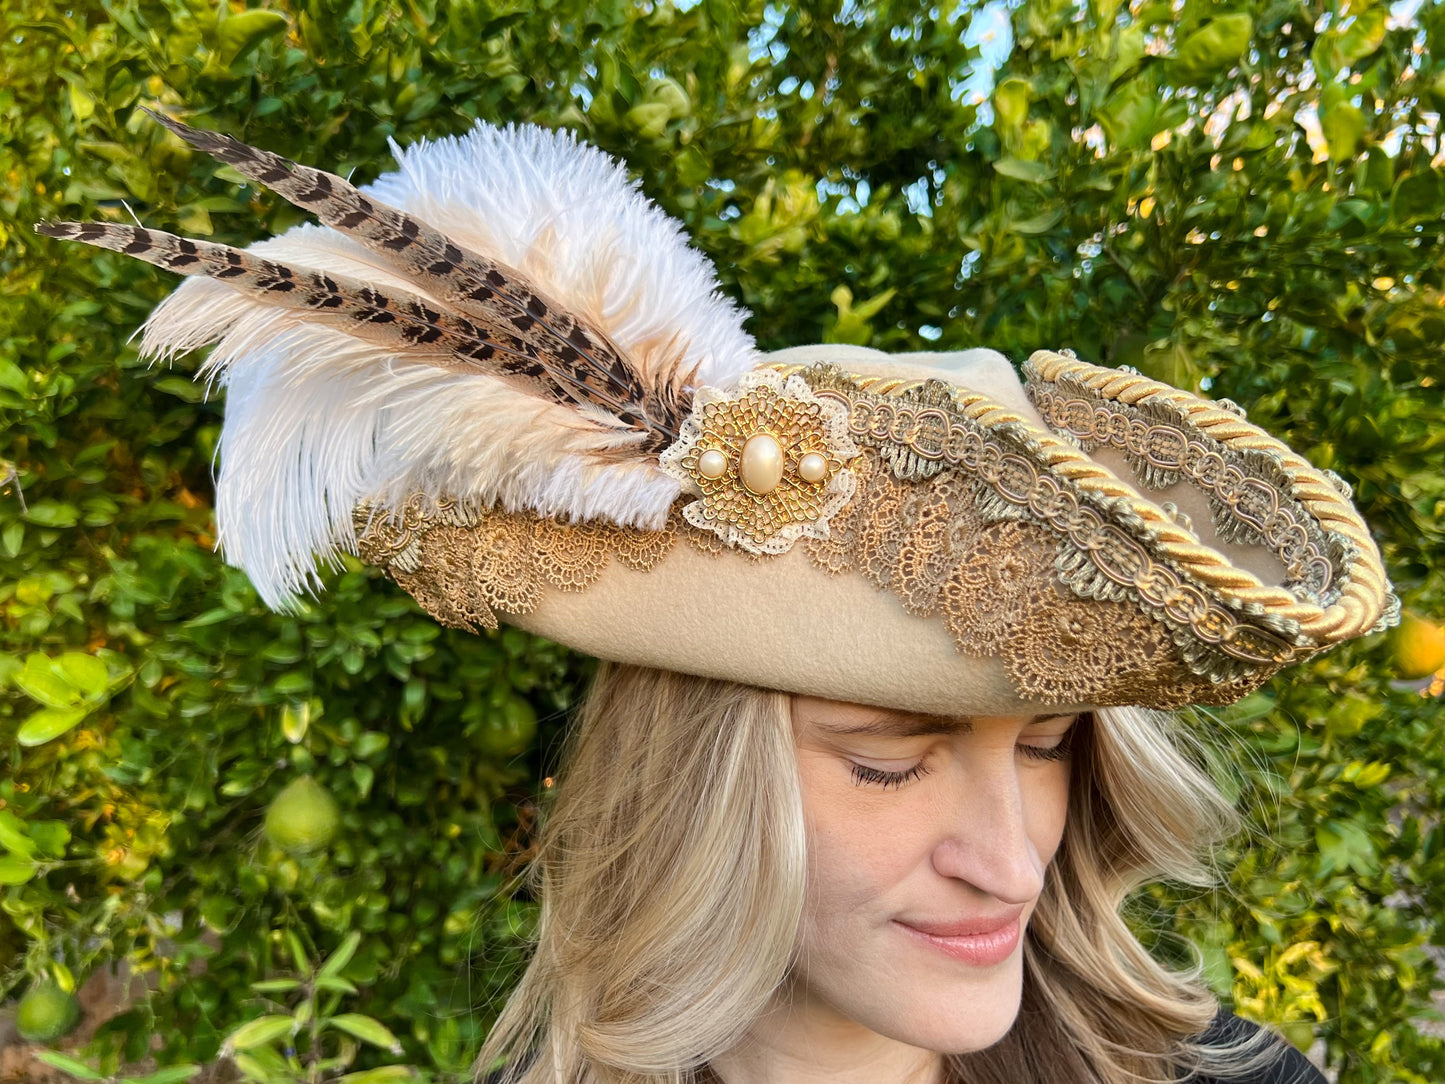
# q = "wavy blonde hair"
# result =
<box><xmin>475</xmin><ymin>663</ymin><xmax>1277</xmax><ymax>1084</ymax></box>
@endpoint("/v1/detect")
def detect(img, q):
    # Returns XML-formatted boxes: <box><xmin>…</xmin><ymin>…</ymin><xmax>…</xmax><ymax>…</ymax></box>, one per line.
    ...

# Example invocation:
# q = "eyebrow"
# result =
<box><xmin>820</xmin><ymin>712</ymin><xmax>1076</xmax><ymax>737</ymax></box>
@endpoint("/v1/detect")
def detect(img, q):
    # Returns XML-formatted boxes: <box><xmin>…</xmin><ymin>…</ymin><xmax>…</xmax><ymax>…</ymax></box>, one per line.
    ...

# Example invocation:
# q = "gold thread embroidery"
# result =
<box><xmin>801</xmin><ymin>447</ymin><xmax>1270</xmax><ymax>708</ymax></box>
<box><xmin>805</xmin><ymin>367</ymin><xmax>1306</xmax><ymax>684</ymax></box>
<box><xmin>355</xmin><ymin>501</ymin><xmax>677</xmax><ymax>632</ymax></box>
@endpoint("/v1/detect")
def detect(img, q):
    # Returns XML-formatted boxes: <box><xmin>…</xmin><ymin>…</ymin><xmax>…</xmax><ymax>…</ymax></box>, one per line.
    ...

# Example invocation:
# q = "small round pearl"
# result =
<box><xmin>698</xmin><ymin>448</ymin><xmax>728</xmax><ymax>480</ymax></box>
<box><xmin>797</xmin><ymin>452</ymin><xmax>828</xmax><ymax>483</ymax></box>
<box><xmin>739</xmin><ymin>432</ymin><xmax>785</xmax><ymax>495</ymax></box>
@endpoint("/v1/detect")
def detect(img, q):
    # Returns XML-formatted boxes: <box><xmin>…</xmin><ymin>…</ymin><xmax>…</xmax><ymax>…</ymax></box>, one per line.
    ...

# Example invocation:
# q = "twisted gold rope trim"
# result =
<box><xmin>1025</xmin><ymin>350</ymin><xmax>1389</xmax><ymax>643</ymax></box>
<box><xmin>762</xmin><ymin>353</ymin><xmax>1389</xmax><ymax>646</ymax></box>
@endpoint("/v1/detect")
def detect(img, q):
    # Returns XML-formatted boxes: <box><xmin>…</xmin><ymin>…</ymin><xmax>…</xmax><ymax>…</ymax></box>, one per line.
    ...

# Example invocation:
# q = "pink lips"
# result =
<box><xmin>893</xmin><ymin>911</ymin><xmax>1023</xmax><ymax>967</ymax></box>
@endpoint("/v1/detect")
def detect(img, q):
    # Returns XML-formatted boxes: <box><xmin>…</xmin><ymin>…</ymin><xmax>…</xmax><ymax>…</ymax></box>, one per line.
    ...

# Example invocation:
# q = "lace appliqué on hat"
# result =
<box><xmin>800</xmin><ymin>449</ymin><xmax>1230</xmax><ymax>709</ymax></box>
<box><xmin>354</xmin><ymin>361</ymin><xmax>1338</xmax><ymax>709</ymax></box>
<box><xmin>355</xmin><ymin>496</ymin><xmax>676</xmax><ymax>632</ymax></box>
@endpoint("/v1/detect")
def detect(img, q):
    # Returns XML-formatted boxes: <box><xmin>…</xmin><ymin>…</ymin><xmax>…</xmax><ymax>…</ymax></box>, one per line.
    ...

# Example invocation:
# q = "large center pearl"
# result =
<box><xmin>739</xmin><ymin>432</ymin><xmax>785</xmax><ymax>495</ymax></box>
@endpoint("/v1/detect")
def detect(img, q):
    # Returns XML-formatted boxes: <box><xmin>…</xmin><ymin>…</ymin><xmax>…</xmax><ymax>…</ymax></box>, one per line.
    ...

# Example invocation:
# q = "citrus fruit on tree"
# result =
<box><xmin>1390</xmin><ymin>612</ymin><xmax>1445</xmax><ymax>681</ymax></box>
<box><xmin>15</xmin><ymin>982</ymin><xmax>81</xmax><ymax>1042</ymax></box>
<box><xmin>263</xmin><ymin>775</ymin><xmax>340</xmax><ymax>855</ymax></box>
<box><xmin>475</xmin><ymin>694</ymin><xmax>538</xmax><ymax>758</ymax></box>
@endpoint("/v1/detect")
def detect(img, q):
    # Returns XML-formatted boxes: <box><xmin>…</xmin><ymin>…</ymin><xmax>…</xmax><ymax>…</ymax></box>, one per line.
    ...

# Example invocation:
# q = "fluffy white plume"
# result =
<box><xmin>139</xmin><ymin>123</ymin><xmax>759</xmax><ymax>608</ymax></box>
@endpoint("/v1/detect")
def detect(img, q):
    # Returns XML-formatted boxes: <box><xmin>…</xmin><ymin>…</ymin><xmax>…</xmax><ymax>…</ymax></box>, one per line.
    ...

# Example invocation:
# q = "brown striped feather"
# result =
<box><xmin>139</xmin><ymin>108</ymin><xmax>686</xmax><ymax>449</ymax></box>
<box><xmin>34</xmin><ymin>220</ymin><xmax>642</xmax><ymax>440</ymax></box>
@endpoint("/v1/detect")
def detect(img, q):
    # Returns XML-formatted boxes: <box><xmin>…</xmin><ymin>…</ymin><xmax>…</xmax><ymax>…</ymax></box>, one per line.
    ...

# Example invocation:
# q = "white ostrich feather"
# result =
<box><xmin>131</xmin><ymin>123</ymin><xmax>759</xmax><ymax>609</ymax></box>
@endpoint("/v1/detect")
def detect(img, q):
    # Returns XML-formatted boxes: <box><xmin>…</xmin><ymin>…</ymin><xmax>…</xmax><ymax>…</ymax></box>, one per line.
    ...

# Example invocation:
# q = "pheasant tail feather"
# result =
<box><xmin>140</xmin><ymin>108</ymin><xmax>680</xmax><ymax>447</ymax></box>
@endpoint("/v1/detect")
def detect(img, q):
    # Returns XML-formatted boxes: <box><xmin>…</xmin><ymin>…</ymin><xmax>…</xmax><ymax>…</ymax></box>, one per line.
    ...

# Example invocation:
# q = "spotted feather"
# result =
<box><xmin>34</xmin><ymin>219</ymin><xmax>641</xmax><ymax>437</ymax></box>
<box><xmin>140</xmin><ymin>108</ymin><xmax>685</xmax><ymax>448</ymax></box>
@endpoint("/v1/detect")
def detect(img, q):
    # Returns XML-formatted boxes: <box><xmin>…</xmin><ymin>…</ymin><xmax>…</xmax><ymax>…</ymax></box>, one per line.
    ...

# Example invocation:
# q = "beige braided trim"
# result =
<box><xmin>1024</xmin><ymin>350</ymin><xmax>1390</xmax><ymax>644</ymax></box>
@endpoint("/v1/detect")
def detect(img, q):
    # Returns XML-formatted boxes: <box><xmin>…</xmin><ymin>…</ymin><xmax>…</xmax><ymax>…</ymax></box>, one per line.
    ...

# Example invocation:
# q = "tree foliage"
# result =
<box><xmin>1</xmin><ymin>0</ymin><xmax>1442</xmax><ymax>1080</ymax></box>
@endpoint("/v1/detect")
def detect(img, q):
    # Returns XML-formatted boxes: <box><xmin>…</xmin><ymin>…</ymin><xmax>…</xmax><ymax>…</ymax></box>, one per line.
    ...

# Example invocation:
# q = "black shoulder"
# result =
<box><xmin>1183</xmin><ymin>1012</ymin><xmax>1328</xmax><ymax>1084</ymax></box>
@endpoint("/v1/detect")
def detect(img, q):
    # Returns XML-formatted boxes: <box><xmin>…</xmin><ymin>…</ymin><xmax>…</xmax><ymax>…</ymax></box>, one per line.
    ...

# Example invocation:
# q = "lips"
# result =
<box><xmin>893</xmin><ymin>909</ymin><xmax>1024</xmax><ymax>967</ymax></box>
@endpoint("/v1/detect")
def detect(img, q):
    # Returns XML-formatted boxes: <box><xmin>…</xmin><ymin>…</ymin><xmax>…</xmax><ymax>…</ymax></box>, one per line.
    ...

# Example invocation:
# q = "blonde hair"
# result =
<box><xmin>475</xmin><ymin>665</ymin><xmax>1279</xmax><ymax>1084</ymax></box>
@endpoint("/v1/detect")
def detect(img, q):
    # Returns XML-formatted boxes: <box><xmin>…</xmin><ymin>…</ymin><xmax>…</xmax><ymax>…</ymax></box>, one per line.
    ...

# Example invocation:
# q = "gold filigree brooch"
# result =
<box><xmin>659</xmin><ymin>369</ymin><xmax>858</xmax><ymax>553</ymax></box>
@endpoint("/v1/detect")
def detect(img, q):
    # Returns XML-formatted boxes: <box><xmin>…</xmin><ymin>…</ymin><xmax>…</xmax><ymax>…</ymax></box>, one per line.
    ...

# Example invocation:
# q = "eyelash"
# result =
<box><xmin>1018</xmin><ymin>741</ymin><xmax>1072</xmax><ymax>763</ymax></box>
<box><xmin>850</xmin><ymin>762</ymin><xmax>932</xmax><ymax>789</ymax></box>
<box><xmin>849</xmin><ymin>734</ymin><xmax>1075</xmax><ymax>787</ymax></box>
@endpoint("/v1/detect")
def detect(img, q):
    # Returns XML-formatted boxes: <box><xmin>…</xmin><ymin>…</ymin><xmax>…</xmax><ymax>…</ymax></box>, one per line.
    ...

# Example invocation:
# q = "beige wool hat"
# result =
<box><xmin>40</xmin><ymin>113</ymin><xmax>1398</xmax><ymax>715</ymax></box>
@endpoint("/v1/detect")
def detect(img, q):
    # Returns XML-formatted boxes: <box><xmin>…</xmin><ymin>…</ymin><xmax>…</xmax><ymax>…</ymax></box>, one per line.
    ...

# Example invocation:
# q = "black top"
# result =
<box><xmin>1188</xmin><ymin>1012</ymin><xmax>1327</xmax><ymax>1084</ymax></box>
<box><xmin>484</xmin><ymin>1012</ymin><xmax>1327</xmax><ymax>1083</ymax></box>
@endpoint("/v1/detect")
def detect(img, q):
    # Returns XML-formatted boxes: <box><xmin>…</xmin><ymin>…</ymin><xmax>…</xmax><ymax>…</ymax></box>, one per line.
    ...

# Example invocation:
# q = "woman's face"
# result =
<box><xmin>788</xmin><ymin>696</ymin><xmax>1077</xmax><ymax>1055</ymax></box>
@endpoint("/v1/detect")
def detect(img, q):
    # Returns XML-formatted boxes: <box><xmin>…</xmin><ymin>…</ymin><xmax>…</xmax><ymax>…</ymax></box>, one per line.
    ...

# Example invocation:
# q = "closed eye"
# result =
<box><xmin>850</xmin><ymin>762</ymin><xmax>931</xmax><ymax>789</ymax></box>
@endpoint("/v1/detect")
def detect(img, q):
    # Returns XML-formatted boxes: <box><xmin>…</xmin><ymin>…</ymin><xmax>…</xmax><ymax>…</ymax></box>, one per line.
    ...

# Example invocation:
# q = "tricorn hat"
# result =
<box><xmin>39</xmin><ymin>113</ymin><xmax>1398</xmax><ymax>715</ymax></box>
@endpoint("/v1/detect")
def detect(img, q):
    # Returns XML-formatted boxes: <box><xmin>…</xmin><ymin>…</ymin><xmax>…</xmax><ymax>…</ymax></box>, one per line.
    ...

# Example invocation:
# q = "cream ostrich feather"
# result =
<box><xmin>39</xmin><ymin>114</ymin><xmax>758</xmax><ymax>608</ymax></box>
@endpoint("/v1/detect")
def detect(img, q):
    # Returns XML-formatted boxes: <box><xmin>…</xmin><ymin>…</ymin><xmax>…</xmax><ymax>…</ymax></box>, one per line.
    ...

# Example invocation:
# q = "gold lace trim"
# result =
<box><xmin>800</xmin><ymin>449</ymin><xmax>1267</xmax><ymax>709</ymax></box>
<box><xmin>354</xmin><ymin>496</ymin><xmax>676</xmax><ymax>632</ymax></box>
<box><xmin>351</xmin><ymin>360</ymin><xmax>1342</xmax><ymax>708</ymax></box>
<box><xmin>1022</xmin><ymin>349</ymin><xmax>1396</xmax><ymax>643</ymax></box>
<box><xmin>797</xmin><ymin>365</ymin><xmax>1306</xmax><ymax>685</ymax></box>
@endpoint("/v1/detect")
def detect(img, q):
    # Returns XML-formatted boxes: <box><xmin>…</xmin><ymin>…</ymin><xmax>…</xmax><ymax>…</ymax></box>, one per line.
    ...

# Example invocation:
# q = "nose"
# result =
<box><xmin>927</xmin><ymin>756</ymin><xmax>1048</xmax><ymax>904</ymax></box>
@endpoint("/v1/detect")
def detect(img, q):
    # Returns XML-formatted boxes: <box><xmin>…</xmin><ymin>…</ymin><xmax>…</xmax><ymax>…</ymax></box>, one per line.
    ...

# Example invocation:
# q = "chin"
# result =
<box><xmin>813</xmin><ymin>952</ymin><xmax>1027</xmax><ymax>1055</ymax></box>
<box><xmin>893</xmin><ymin>965</ymin><xmax>1025</xmax><ymax>1054</ymax></box>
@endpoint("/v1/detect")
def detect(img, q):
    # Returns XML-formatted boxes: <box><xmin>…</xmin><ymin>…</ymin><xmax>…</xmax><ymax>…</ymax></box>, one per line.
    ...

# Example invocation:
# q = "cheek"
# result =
<box><xmin>796</xmin><ymin>754</ymin><xmax>926</xmax><ymax>925</ymax></box>
<box><xmin>1024</xmin><ymin>762</ymin><xmax>1071</xmax><ymax>869</ymax></box>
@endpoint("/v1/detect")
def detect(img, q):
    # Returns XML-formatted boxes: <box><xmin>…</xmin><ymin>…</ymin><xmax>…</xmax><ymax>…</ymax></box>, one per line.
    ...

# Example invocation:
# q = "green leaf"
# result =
<box><xmin>223</xmin><ymin>1015</ymin><xmax>296</xmax><ymax>1051</ymax></box>
<box><xmin>29</xmin><ymin>821</ymin><xmax>70</xmax><ymax>857</ymax></box>
<box><xmin>56</xmin><ymin>652</ymin><xmax>109</xmax><ymax>697</ymax></box>
<box><xmin>353</xmin><ymin>730</ymin><xmax>389</xmax><ymax>758</ymax></box>
<box><xmin>317</xmin><ymin>930</ymin><xmax>361</xmax><ymax>981</ymax></box>
<box><xmin>1320</xmin><ymin>8</ymin><xmax>1388</xmax><ymax>74</ymax></box>
<box><xmin>125</xmin><ymin>1068</ymin><xmax>203</xmax><ymax>1084</ymax></box>
<box><xmin>993</xmin><ymin>76</ymin><xmax>1031</xmax><ymax>135</ymax></box>
<box><xmin>22</xmin><ymin>500</ymin><xmax>80</xmax><ymax>528</ymax></box>
<box><xmin>0</xmin><ymin>809</ymin><xmax>37</xmax><ymax>858</ymax></box>
<box><xmin>214</xmin><ymin>10</ymin><xmax>290</xmax><ymax>67</ymax></box>
<box><xmin>18</xmin><ymin>705</ymin><xmax>91</xmax><ymax>747</ymax></box>
<box><xmin>1389</xmin><ymin>169</ymin><xmax>1444</xmax><ymax>225</ymax></box>
<box><xmin>229</xmin><ymin>1053</ymin><xmax>284</xmax><ymax>1084</ymax></box>
<box><xmin>1011</xmin><ymin>208</ymin><xmax>1063</xmax><ymax>235</ymax></box>
<box><xmin>1170</xmin><ymin>14</ymin><xmax>1252</xmax><ymax>82</ymax></box>
<box><xmin>314</xmin><ymin>975</ymin><xmax>359</xmax><ymax>994</ymax></box>
<box><xmin>1316</xmin><ymin>819</ymin><xmax>1378</xmax><ymax>876</ymax></box>
<box><xmin>0</xmin><ymin>854</ymin><xmax>38</xmax><ymax>884</ymax></box>
<box><xmin>992</xmin><ymin>157</ymin><xmax>1053</xmax><ymax>183</ymax></box>
<box><xmin>0</xmin><ymin>357</ymin><xmax>29</xmax><ymax>395</ymax></box>
<box><xmin>327</xmin><ymin>1013</ymin><xmax>403</xmax><ymax>1052</ymax></box>
<box><xmin>15</xmin><ymin>654</ymin><xmax>82</xmax><ymax>708</ymax></box>
<box><xmin>1320</xmin><ymin>82</ymin><xmax>1367</xmax><ymax>164</ymax></box>
<box><xmin>249</xmin><ymin>978</ymin><xmax>304</xmax><ymax>994</ymax></box>
<box><xmin>1097</xmin><ymin>77</ymin><xmax>1157</xmax><ymax>151</ymax></box>
<box><xmin>334</xmin><ymin>1069</ymin><xmax>418</xmax><ymax>1084</ymax></box>
<box><xmin>152</xmin><ymin>375</ymin><xmax>208</xmax><ymax>404</ymax></box>
<box><xmin>285</xmin><ymin>929</ymin><xmax>311</xmax><ymax>975</ymax></box>
<box><xmin>280</xmin><ymin>701</ymin><xmax>310</xmax><ymax>744</ymax></box>
<box><xmin>33</xmin><ymin>1053</ymin><xmax>104</xmax><ymax>1081</ymax></box>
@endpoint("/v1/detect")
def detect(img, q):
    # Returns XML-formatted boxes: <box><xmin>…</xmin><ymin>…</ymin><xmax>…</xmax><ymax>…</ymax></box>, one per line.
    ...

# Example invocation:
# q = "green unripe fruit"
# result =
<box><xmin>15</xmin><ymin>982</ymin><xmax>81</xmax><ymax>1042</ymax></box>
<box><xmin>263</xmin><ymin>775</ymin><xmax>340</xmax><ymax>855</ymax></box>
<box><xmin>475</xmin><ymin>695</ymin><xmax>538</xmax><ymax>759</ymax></box>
